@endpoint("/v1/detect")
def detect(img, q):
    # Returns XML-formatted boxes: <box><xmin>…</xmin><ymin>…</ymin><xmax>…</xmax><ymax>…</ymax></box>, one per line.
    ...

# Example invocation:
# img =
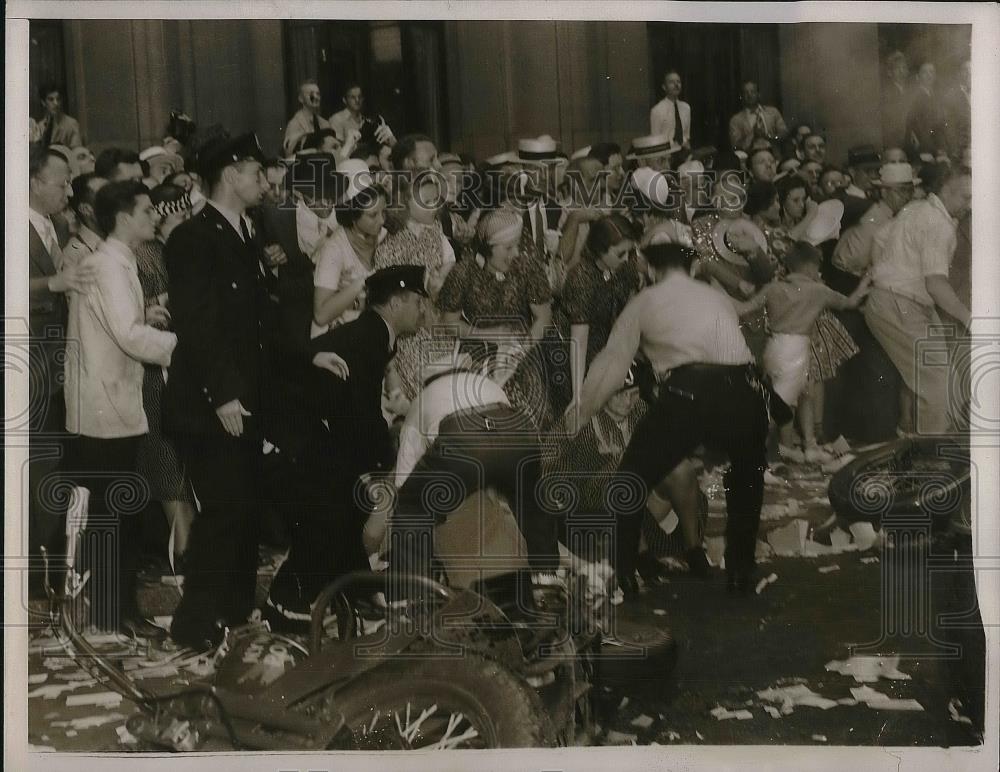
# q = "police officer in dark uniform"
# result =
<box><xmin>265</xmin><ymin>265</ymin><xmax>428</xmax><ymax>623</ymax></box>
<box><xmin>163</xmin><ymin>133</ymin><xmax>348</xmax><ymax>648</ymax></box>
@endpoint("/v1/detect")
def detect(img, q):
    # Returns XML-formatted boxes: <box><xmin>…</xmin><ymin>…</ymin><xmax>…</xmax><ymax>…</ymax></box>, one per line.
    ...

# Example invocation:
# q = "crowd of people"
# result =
<box><xmin>26</xmin><ymin>50</ymin><xmax>972</xmax><ymax>650</ymax></box>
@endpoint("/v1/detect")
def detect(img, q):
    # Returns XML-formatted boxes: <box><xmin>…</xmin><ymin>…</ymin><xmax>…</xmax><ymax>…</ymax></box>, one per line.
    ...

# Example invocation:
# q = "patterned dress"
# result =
<box><xmin>437</xmin><ymin>252</ymin><xmax>555</xmax><ymax>430</ymax></box>
<box><xmin>134</xmin><ymin>239</ymin><xmax>192</xmax><ymax>502</ymax></box>
<box><xmin>373</xmin><ymin>219</ymin><xmax>456</xmax><ymax>401</ymax></box>
<box><xmin>762</xmin><ymin>222</ymin><xmax>860</xmax><ymax>382</ymax></box>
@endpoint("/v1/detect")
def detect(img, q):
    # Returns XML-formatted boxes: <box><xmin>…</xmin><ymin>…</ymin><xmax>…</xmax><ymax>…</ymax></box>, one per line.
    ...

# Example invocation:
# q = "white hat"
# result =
<box><xmin>711</xmin><ymin>218</ymin><xmax>769</xmax><ymax>266</ymax></box>
<box><xmin>631</xmin><ymin>167</ymin><xmax>672</xmax><ymax>208</ymax></box>
<box><xmin>485</xmin><ymin>151</ymin><xmax>520</xmax><ymax>168</ymax></box>
<box><xmin>571</xmin><ymin>145</ymin><xmax>592</xmax><ymax>161</ymax></box>
<box><xmin>628</xmin><ymin>133</ymin><xmax>683</xmax><ymax>160</ymax></box>
<box><xmin>871</xmin><ymin>163</ymin><xmax>921</xmax><ymax>187</ymax></box>
<box><xmin>517</xmin><ymin>134</ymin><xmax>562</xmax><ymax>163</ymax></box>
<box><xmin>802</xmin><ymin>199</ymin><xmax>845</xmax><ymax>246</ymax></box>
<box><xmin>338</xmin><ymin>158</ymin><xmax>376</xmax><ymax>204</ymax></box>
<box><xmin>140</xmin><ymin>145</ymin><xmax>184</xmax><ymax>174</ymax></box>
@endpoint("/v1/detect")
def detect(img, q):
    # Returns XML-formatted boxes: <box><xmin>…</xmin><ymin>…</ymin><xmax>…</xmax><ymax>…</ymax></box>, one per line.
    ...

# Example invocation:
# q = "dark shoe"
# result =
<box><xmin>684</xmin><ymin>547</ymin><xmax>711</xmax><ymax>580</ymax></box>
<box><xmin>636</xmin><ymin>552</ymin><xmax>671</xmax><ymax>585</ymax></box>
<box><xmin>170</xmin><ymin>615</ymin><xmax>225</xmax><ymax>652</ymax></box>
<box><xmin>618</xmin><ymin>572</ymin><xmax>640</xmax><ymax>600</ymax></box>
<box><xmin>120</xmin><ymin>615</ymin><xmax>168</xmax><ymax>641</ymax></box>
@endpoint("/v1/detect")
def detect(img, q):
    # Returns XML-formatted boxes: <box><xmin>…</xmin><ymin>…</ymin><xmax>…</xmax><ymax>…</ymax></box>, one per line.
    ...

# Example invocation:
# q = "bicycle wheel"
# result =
<box><xmin>327</xmin><ymin>653</ymin><xmax>557</xmax><ymax>749</ymax></box>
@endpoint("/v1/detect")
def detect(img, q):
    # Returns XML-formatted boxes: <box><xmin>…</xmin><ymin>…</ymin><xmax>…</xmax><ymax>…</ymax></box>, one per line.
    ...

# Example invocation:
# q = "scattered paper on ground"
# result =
<box><xmin>65</xmin><ymin>691</ymin><xmax>123</xmax><ymax>708</ymax></box>
<box><xmin>631</xmin><ymin>714</ymin><xmax>655</xmax><ymax>729</ymax></box>
<box><xmin>818</xmin><ymin>564</ymin><xmax>840</xmax><ymax>574</ymax></box>
<box><xmin>756</xmin><ymin>684</ymin><xmax>839</xmax><ymax>712</ymax></box>
<box><xmin>825</xmin><ymin>655</ymin><xmax>912</xmax><ymax>683</ymax></box>
<box><xmin>711</xmin><ymin>706</ymin><xmax>753</xmax><ymax>720</ymax></box>
<box><xmin>850</xmin><ymin>686</ymin><xmax>923</xmax><ymax>711</ymax></box>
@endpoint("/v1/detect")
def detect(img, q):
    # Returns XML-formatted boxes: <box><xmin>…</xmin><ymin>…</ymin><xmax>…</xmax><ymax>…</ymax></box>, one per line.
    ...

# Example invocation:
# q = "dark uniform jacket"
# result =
<box><xmin>309</xmin><ymin>308</ymin><xmax>396</xmax><ymax>477</ymax></box>
<box><xmin>163</xmin><ymin>203</ymin><xmax>275</xmax><ymax>442</ymax></box>
<box><xmin>253</xmin><ymin>198</ymin><xmax>316</xmax><ymax>353</ymax></box>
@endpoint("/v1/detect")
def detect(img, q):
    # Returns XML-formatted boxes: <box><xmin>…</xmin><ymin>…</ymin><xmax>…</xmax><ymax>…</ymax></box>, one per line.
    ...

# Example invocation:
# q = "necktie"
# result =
<box><xmin>754</xmin><ymin>107</ymin><xmax>767</xmax><ymax>138</ymax></box>
<box><xmin>534</xmin><ymin>204</ymin><xmax>546</xmax><ymax>260</ymax></box>
<box><xmin>47</xmin><ymin>222</ymin><xmax>65</xmax><ymax>272</ymax></box>
<box><xmin>672</xmin><ymin>100</ymin><xmax>683</xmax><ymax>146</ymax></box>
<box><xmin>312</xmin><ymin>113</ymin><xmax>320</xmax><ymax>133</ymax></box>
<box><xmin>239</xmin><ymin>216</ymin><xmax>253</xmax><ymax>244</ymax></box>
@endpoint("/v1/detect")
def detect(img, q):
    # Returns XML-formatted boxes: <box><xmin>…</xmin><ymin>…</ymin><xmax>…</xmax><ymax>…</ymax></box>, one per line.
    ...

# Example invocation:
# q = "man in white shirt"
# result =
<box><xmin>389</xmin><ymin>358</ymin><xmax>560</xmax><ymax>602</ymax></box>
<box><xmin>64</xmin><ymin>180</ymin><xmax>177</xmax><ymax>637</ymax></box>
<box><xmin>283</xmin><ymin>79</ymin><xmax>331</xmax><ymax>156</ymax></box>
<box><xmin>650</xmin><ymin>69</ymin><xmax>692</xmax><ymax>149</ymax></box>
<box><xmin>573</xmin><ymin>242</ymin><xmax>775</xmax><ymax>596</ymax></box>
<box><xmin>328</xmin><ymin>83</ymin><xmax>395</xmax><ymax>147</ymax></box>
<box><xmin>864</xmin><ymin>168</ymin><xmax>971</xmax><ymax>434</ymax></box>
<box><xmin>728</xmin><ymin>80</ymin><xmax>788</xmax><ymax>152</ymax></box>
<box><xmin>62</xmin><ymin>172</ymin><xmax>108</xmax><ymax>271</ymax></box>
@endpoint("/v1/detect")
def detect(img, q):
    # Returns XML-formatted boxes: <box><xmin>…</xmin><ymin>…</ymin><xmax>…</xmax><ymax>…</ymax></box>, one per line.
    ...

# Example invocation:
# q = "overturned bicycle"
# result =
<box><xmin>42</xmin><ymin>490</ymin><xmax>678</xmax><ymax>751</ymax></box>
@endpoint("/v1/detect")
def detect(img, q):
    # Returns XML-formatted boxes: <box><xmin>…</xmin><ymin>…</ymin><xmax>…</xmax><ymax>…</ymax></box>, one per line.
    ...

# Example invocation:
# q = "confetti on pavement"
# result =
<box><xmin>825</xmin><ymin>655</ymin><xmax>912</xmax><ymax>683</ymax></box>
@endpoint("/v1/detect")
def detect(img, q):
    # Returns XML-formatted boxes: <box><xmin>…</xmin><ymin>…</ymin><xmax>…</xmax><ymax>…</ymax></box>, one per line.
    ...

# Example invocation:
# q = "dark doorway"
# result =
<box><xmin>283</xmin><ymin>20</ymin><xmax>449</xmax><ymax>147</ymax></box>
<box><xmin>646</xmin><ymin>22</ymin><xmax>781</xmax><ymax>151</ymax></box>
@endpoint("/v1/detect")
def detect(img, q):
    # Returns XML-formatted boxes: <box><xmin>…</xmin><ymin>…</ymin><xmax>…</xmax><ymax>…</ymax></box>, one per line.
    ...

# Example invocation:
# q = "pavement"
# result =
<box><xmin>25</xmin><ymin>453</ymin><xmax>986</xmax><ymax>752</ymax></box>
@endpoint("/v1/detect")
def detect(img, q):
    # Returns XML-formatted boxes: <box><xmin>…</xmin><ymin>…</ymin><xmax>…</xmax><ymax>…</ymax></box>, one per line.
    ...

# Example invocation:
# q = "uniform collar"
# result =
<box><xmin>373</xmin><ymin>308</ymin><xmax>396</xmax><ymax>350</ymax></box>
<box><xmin>207</xmin><ymin>199</ymin><xmax>251</xmax><ymax>241</ymax></box>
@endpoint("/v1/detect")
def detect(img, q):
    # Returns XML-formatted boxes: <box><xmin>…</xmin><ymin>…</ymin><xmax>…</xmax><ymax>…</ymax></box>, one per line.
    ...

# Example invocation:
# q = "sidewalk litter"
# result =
<box><xmin>825</xmin><ymin>655</ymin><xmax>912</xmax><ymax>683</ymax></box>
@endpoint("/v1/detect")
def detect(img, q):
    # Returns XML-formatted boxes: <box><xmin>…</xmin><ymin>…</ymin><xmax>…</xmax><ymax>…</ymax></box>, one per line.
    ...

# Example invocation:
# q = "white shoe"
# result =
<box><xmin>778</xmin><ymin>444</ymin><xmax>806</xmax><ymax>463</ymax></box>
<box><xmin>804</xmin><ymin>445</ymin><xmax>834</xmax><ymax>464</ymax></box>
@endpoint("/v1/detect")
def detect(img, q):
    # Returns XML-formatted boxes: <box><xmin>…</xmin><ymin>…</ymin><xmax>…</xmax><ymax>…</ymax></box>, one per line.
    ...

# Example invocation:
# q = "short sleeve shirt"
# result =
<box><xmin>764</xmin><ymin>273</ymin><xmax>852</xmax><ymax>335</ymax></box>
<box><xmin>557</xmin><ymin>258</ymin><xmax>641</xmax><ymax>366</ymax></box>
<box><xmin>437</xmin><ymin>253</ymin><xmax>552</xmax><ymax>331</ymax></box>
<box><xmin>870</xmin><ymin>194</ymin><xmax>957</xmax><ymax>306</ymax></box>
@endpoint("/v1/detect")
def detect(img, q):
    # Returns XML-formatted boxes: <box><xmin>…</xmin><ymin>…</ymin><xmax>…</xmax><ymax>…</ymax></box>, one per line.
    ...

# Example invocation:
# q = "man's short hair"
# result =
<box><xmin>390</xmin><ymin>133</ymin><xmax>435</xmax><ymax>171</ymax></box>
<box><xmin>588</xmin><ymin>142</ymin><xmax>623</xmax><ymax>166</ymax></box>
<box><xmin>38</xmin><ymin>82</ymin><xmax>62</xmax><ymax>101</ymax></box>
<box><xmin>29</xmin><ymin>144</ymin><xmax>68</xmax><ymax>179</ymax></box>
<box><xmin>95</xmin><ymin>148</ymin><xmax>141</xmax><ymax>179</ymax></box>
<box><xmin>886</xmin><ymin>51</ymin><xmax>907</xmax><ymax>69</ymax></box>
<box><xmin>643</xmin><ymin>242</ymin><xmax>697</xmax><ymax>272</ymax></box>
<box><xmin>744</xmin><ymin>180</ymin><xmax>779</xmax><ymax>217</ymax></box>
<box><xmin>343</xmin><ymin>82</ymin><xmax>363</xmax><ymax>98</ymax></box>
<box><xmin>70</xmin><ymin>172</ymin><xmax>101</xmax><ymax>216</ymax></box>
<box><xmin>299</xmin><ymin>78</ymin><xmax>319</xmax><ymax>90</ymax></box>
<box><xmin>784</xmin><ymin>241</ymin><xmax>823</xmax><ymax>273</ymax></box>
<box><xmin>94</xmin><ymin>180</ymin><xmax>149</xmax><ymax>237</ymax></box>
<box><xmin>741</xmin><ymin>79</ymin><xmax>758</xmax><ymax>89</ymax></box>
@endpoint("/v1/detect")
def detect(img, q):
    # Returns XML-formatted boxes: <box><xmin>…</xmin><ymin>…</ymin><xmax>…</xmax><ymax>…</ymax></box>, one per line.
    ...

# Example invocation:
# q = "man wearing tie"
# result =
<box><xmin>27</xmin><ymin>146</ymin><xmax>94</xmax><ymax>591</ymax></box>
<box><xmin>650</xmin><ymin>70</ymin><xmax>692</xmax><ymax>150</ymax></box>
<box><xmin>163</xmin><ymin>133</ymin><xmax>331</xmax><ymax>649</ymax></box>
<box><xmin>728</xmin><ymin>80</ymin><xmax>788</xmax><ymax>152</ymax></box>
<box><xmin>282</xmin><ymin>79</ymin><xmax>331</xmax><ymax>156</ymax></box>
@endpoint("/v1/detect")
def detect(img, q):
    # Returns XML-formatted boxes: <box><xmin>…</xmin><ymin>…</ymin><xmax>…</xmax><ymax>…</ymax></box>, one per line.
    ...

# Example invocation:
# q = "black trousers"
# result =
<box><xmin>611</xmin><ymin>363</ymin><xmax>770</xmax><ymax>578</ymax></box>
<box><xmin>391</xmin><ymin>404</ymin><xmax>561</xmax><ymax>592</ymax></box>
<box><xmin>61</xmin><ymin>434</ymin><xmax>143</xmax><ymax>627</ymax></box>
<box><xmin>266</xmin><ymin>440</ymin><xmax>371</xmax><ymax>610</ymax></box>
<box><xmin>170</xmin><ymin>433</ymin><xmax>262</xmax><ymax>636</ymax></box>
<box><xmin>28</xmin><ymin>392</ymin><xmax>65</xmax><ymax>590</ymax></box>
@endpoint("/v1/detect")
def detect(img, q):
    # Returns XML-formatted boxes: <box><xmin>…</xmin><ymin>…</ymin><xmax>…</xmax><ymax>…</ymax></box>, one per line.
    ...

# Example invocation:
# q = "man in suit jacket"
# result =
<box><xmin>650</xmin><ymin>70</ymin><xmax>692</xmax><ymax>149</ymax></box>
<box><xmin>63</xmin><ymin>181</ymin><xmax>177</xmax><ymax>636</ymax></box>
<box><xmin>265</xmin><ymin>266</ymin><xmax>427</xmax><ymax>623</ymax></box>
<box><xmin>35</xmin><ymin>83</ymin><xmax>83</xmax><ymax>148</ymax></box>
<box><xmin>26</xmin><ymin>146</ymin><xmax>94</xmax><ymax>591</ymax></box>
<box><xmin>729</xmin><ymin>80</ymin><xmax>788</xmax><ymax>152</ymax></box>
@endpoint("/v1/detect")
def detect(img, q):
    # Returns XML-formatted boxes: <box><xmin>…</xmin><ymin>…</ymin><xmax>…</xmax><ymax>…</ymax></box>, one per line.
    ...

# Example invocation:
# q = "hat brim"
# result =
<box><xmin>871</xmin><ymin>178</ymin><xmax>921</xmax><ymax>187</ymax></box>
<box><xmin>710</xmin><ymin>218</ymin><xmax>767</xmax><ymax>267</ymax></box>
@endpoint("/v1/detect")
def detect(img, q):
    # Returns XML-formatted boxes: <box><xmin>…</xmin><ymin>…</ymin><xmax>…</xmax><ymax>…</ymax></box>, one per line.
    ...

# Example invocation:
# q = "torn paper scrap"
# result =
<box><xmin>65</xmin><ymin>691</ymin><xmax>123</xmax><ymax>708</ymax></box>
<box><xmin>818</xmin><ymin>565</ymin><xmax>840</xmax><ymax>574</ymax></box>
<box><xmin>826</xmin><ymin>655</ymin><xmax>912</xmax><ymax>683</ymax></box>
<box><xmin>756</xmin><ymin>684</ymin><xmax>838</xmax><ymax>711</ymax></box>
<box><xmin>849</xmin><ymin>521</ymin><xmax>878</xmax><ymax>551</ymax></box>
<box><xmin>28</xmin><ymin>681</ymin><xmax>95</xmax><ymax>700</ymax></box>
<box><xmin>849</xmin><ymin>686</ymin><xmax>923</xmax><ymax>711</ymax></box>
<box><xmin>631</xmin><ymin>714</ymin><xmax>655</xmax><ymax>729</ymax></box>
<box><xmin>948</xmin><ymin>699</ymin><xmax>973</xmax><ymax>726</ymax></box>
<box><xmin>710</xmin><ymin>706</ymin><xmax>753</xmax><ymax>720</ymax></box>
<box><xmin>763</xmin><ymin>705</ymin><xmax>782</xmax><ymax>718</ymax></box>
<box><xmin>605</xmin><ymin>730</ymin><xmax>638</xmax><ymax>744</ymax></box>
<box><xmin>28</xmin><ymin>674</ymin><xmax>48</xmax><ymax>685</ymax></box>
<box><xmin>667</xmin><ymin>730</ymin><xmax>681</xmax><ymax>741</ymax></box>
<box><xmin>812</xmin><ymin>734</ymin><xmax>828</xmax><ymax>742</ymax></box>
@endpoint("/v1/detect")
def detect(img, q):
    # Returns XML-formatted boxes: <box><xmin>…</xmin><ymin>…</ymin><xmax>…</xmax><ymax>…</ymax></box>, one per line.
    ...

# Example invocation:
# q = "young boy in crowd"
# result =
<box><xmin>739</xmin><ymin>241</ymin><xmax>871</xmax><ymax>462</ymax></box>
